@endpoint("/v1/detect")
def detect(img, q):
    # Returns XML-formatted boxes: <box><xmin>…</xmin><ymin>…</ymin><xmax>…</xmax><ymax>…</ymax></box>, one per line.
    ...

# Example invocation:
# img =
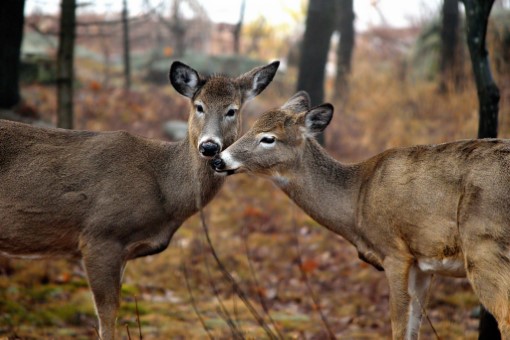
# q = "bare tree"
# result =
<box><xmin>439</xmin><ymin>0</ymin><xmax>462</xmax><ymax>92</ymax></box>
<box><xmin>122</xmin><ymin>0</ymin><xmax>131</xmax><ymax>91</ymax></box>
<box><xmin>170</xmin><ymin>0</ymin><xmax>186</xmax><ymax>57</ymax></box>
<box><xmin>0</xmin><ymin>0</ymin><xmax>26</xmax><ymax>110</ymax></box>
<box><xmin>334</xmin><ymin>0</ymin><xmax>355</xmax><ymax>100</ymax></box>
<box><xmin>233</xmin><ymin>0</ymin><xmax>246</xmax><ymax>54</ymax></box>
<box><xmin>57</xmin><ymin>0</ymin><xmax>76</xmax><ymax>129</ymax></box>
<box><xmin>462</xmin><ymin>0</ymin><xmax>500</xmax><ymax>139</ymax></box>
<box><xmin>296</xmin><ymin>0</ymin><xmax>337</xmax><ymax>145</ymax></box>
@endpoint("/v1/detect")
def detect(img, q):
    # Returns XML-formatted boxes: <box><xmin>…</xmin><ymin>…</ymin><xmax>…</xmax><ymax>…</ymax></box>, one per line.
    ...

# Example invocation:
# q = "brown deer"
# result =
<box><xmin>0</xmin><ymin>60</ymin><xmax>279</xmax><ymax>339</ymax></box>
<box><xmin>212</xmin><ymin>91</ymin><xmax>510</xmax><ymax>339</ymax></box>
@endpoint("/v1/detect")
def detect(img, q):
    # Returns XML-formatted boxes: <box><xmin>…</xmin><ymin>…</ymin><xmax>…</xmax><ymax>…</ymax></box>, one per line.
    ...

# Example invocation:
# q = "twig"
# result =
<box><xmin>215</xmin><ymin>305</ymin><xmax>244</xmax><ymax>340</ymax></box>
<box><xmin>198</xmin><ymin>206</ymin><xmax>279</xmax><ymax>340</ymax></box>
<box><xmin>242</xmin><ymin>224</ymin><xmax>284</xmax><ymax>339</ymax></box>
<box><xmin>125</xmin><ymin>323</ymin><xmax>132</xmax><ymax>340</ymax></box>
<box><xmin>93</xmin><ymin>326</ymin><xmax>102</xmax><ymax>340</ymax></box>
<box><xmin>233</xmin><ymin>283</ymin><xmax>241</xmax><ymax>333</ymax></box>
<box><xmin>134</xmin><ymin>296</ymin><xmax>143</xmax><ymax>340</ymax></box>
<box><xmin>202</xmin><ymin>242</ymin><xmax>245</xmax><ymax>339</ymax></box>
<box><xmin>180</xmin><ymin>243</ymin><xmax>214</xmax><ymax>340</ymax></box>
<box><xmin>291</xmin><ymin>205</ymin><xmax>337</xmax><ymax>340</ymax></box>
<box><xmin>416</xmin><ymin>276</ymin><xmax>441</xmax><ymax>340</ymax></box>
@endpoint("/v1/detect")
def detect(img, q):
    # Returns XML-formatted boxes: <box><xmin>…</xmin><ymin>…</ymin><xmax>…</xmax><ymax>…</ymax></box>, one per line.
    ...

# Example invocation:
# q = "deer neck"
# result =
<box><xmin>274</xmin><ymin>140</ymin><xmax>361</xmax><ymax>245</ymax></box>
<box><xmin>154</xmin><ymin>135</ymin><xmax>225</xmax><ymax>221</ymax></box>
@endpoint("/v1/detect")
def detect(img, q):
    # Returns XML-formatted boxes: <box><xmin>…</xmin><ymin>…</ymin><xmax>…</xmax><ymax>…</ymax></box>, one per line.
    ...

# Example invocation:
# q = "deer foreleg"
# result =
<box><xmin>385</xmin><ymin>256</ymin><xmax>430</xmax><ymax>340</ymax></box>
<box><xmin>82</xmin><ymin>241</ymin><xmax>125</xmax><ymax>340</ymax></box>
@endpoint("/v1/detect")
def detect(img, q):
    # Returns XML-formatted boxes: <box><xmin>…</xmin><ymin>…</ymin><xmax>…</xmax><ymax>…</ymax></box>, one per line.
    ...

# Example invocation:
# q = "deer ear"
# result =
<box><xmin>281</xmin><ymin>91</ymin><xmax>310</xmax><ymax>114</ymax></box>
<box><xmin>169</xmin><ymin>61</ymin><xmax>201</xmax><ymax>98</ymax></box>
<box><xmin>304</xmin><ymin>104</ymin><xmax>334</xmax><ymax>135</ymax></box>
<box><xmin>237</xmin><ymin>61</ymin><xmax>280</xmax><ymax>101</ymax></box>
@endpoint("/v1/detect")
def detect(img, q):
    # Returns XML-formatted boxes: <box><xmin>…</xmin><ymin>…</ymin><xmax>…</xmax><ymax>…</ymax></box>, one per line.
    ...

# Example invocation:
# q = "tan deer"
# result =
<box><xmin>0</xmin><ymin>60</ymin><xmax>279</xmax><ymax>339</ymax></box>
<box><xmin>212</xmin><ymin>91</ymin><xmax>510</xmax><ymax>339</ymax></box>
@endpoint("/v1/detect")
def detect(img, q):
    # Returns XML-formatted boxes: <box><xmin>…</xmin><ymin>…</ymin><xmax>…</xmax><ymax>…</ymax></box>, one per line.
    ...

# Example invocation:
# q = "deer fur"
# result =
<box><xmin>0</xmin><ymin>60</ymin><xmax>279</xmax><ymax>339</ymax></box>
<box><xmin>213</xmin><ymin>91</ymin><xmax>510</xmax><ymax>339</ymax></box>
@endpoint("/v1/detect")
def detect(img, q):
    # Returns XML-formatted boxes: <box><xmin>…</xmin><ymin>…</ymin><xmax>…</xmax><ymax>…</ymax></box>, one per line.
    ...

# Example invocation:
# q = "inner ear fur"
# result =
<box><xmin>236</xmin><ymin>61</ymin><xmax>280</xmax><ymax>101</ymax></box>
<box><xmin>281</xmin><ymin>91</ymin><xmax>311</xmax><ymax>114</ymax></box>
<box><xmin>304</xmin><ymin>103</ymin><xmax>334</xmax><ymax>134</ymax></box>
<box><xmin>169</xmin><ymin>61</ymin><xmax>202</xmax><ymax>98</ymax></box>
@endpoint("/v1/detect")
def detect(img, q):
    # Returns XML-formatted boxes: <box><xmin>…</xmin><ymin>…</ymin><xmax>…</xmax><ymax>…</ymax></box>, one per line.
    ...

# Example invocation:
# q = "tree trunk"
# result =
<box><xmin>122</xmin><ymin>0</ymin><xmax>131</xmax><ymax>91</ymax></box>
<box><xmin>0</xmin><ymin>0</ymin><xmax>26</xmax><ymax>109</ymax></box>
<box><xmin>461</xmin><ymin>0</ymin><xmax>501</xmax><ymax>337</ymax></box>
<box><xmin>462</xmin><ymin>0</ymin><xmax>500</xmax><ymax>139</ymax></box>
<box><xmin>334</xmin><ymin>0</ymin><xmax>355</xmax><ymax>100</ymax></box>
<box><xmin>296</xmin><ymin>0</ymin><xmax>336</xmax><ymax>145</ymax></box>
<box><xmin>171</xmin><ymin>0</ymin><xmax>186</xmax><ymax>58</ymax></box>
<box><xmin>57</xmin><ymin>0</ymin><xmax>76</xmax><ymax>129</ymax></box>
<box><xmin>233</xmin><ymin>0</ymin><xmax>246</xmax><ymax>54</ymax></box>
<box><xmin>439</xmin><ymin>0</ymin><xmax>461</xmax><ymax>92</ymax></box>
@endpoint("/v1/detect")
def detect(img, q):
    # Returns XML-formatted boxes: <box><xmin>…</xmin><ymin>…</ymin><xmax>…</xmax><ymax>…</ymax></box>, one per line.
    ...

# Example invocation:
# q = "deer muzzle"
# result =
<box><xmin>199</xmin><ymin>141</ymin><xmax>220</xmax><ymax>157</ymax></box>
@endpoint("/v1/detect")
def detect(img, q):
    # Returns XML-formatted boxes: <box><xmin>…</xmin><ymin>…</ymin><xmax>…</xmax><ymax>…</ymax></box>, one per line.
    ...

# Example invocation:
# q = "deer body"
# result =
<box><xmin>213</xmin><ymin>92</ymin><xmax>510</xmax><ymax>339</ymax></box>
<box><xmin>0</xmin><ymin>61</ymin><xmax>279</xmax><ymax>339</ymax></box>
<box><xmin>0</xmin><ymin>123</ymin><xmax>215</xmax><ymax>259</ymax></box>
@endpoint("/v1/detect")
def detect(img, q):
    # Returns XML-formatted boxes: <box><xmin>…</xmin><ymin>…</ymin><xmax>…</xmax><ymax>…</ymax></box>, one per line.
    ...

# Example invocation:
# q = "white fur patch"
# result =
<box><xmin>406</xmin><ymin>265</ymin><xmax>432</xmax><ymax>339</ymax></box>
<box><xmin>272</xmin><ymin>172</ymin><xmax>289</xmax><ymax>186</ymax></box>
<box><xmin>221</xmin><ymin>151</ymin><xmax>242</xmax><ymax>170</ymax></box>
<box><xmin>225</xmin><ymin>104</ymin><xmax>239</xmax><ymax>121</ymax></box>
<box><xmin>299</xmin><ymin>126</ymin><xmax>315</xmax><ymax>139</ymax></box>
<box><xmin>417</xmin><ymin>257</ymin><xmax>465</xmax><ymax>277</ymax></box>
<box><xmin>183</xmin><ymin>69</ymin><xmax>198</xmax><ymax>88</ymax></box>
<box><xmin>258</xmin><ymin>133</ymin><xmax>277</xmax><ymax>148</ymax></box>
<box><xmin>194</xmin><ymin>100</ymin><xmax>205</xmax><ymax>117</ymax></box>
<box><xmin>244</xmin><ymin>73</ymin><xmax>261</xmax><ymax>100</ymax></box>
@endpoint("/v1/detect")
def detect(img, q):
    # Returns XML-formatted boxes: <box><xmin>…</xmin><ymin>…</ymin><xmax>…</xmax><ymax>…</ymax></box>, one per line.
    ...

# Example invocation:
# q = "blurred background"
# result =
<box><xmin>0</xmin><ymin>0</ymin><xmax>509</xmax><ymax>338</ymax></box>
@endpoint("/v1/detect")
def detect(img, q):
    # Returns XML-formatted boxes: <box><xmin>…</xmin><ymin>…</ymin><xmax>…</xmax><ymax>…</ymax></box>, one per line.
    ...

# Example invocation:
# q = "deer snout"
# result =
<box><xmin>199</xmin><ymin>141</ymin><xmax>220</xmax><ymax>157</ymax></box>
<box><xmin>211</xmin><ymin>157</ymin><xmax>225</xmax><ymax>171</ymax></box>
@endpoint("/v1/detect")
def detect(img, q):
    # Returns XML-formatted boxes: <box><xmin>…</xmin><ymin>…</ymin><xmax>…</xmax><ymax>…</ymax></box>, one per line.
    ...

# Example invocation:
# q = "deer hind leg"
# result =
<box><xmin>384</xmin><ymin>257</ymin><xmax>431</xmax><ymax>340</ymax></box>
<box><xmin>407</xmin><ymin>264</ymin><xmax>432</xmax><ymax>340</ymax></box>
<box><xmin>81</xmin><ymin>241</ymin><xmax>125</xmax><ymax>340</ymax></box>
<box><xmin>464</xmin><ymin>244</ymin><xmax>510</xmax><ymax>338</ymax></box>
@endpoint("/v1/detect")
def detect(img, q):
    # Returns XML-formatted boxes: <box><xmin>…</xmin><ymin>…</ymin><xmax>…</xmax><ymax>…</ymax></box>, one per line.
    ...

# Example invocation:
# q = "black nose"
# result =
<box><xmin>199</xmin><ymin>141</ymin><xmax>220</xmax><ymax>157</ymax></box>
<box><xmin>211</xmin><ymin>158</ymin><xmax>225</xmax><ymax>171</ymax></box>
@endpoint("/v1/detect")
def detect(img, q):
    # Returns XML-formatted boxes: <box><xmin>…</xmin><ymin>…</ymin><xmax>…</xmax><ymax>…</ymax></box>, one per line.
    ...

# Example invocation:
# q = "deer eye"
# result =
<box><xmin>196</xmin><ymin>104</ymin><xmax>204</xmax><ymax>113</ymax></box>
<box><xmin>260</xmin><ymin>136</ymin><xmax>276</xmax><ymax>144</ymax></box>
<box><xmin>226</xmin><ymin>108</ymin><xmax>237</xmax><ymax>117</ymax></box>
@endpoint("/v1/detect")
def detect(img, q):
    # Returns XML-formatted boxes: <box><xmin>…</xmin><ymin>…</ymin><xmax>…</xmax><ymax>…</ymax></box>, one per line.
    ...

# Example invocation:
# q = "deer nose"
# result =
<box><xmin>199</xmin><ymin>141</ymin><xmax>220</xmax><ymax>157</ymax></box>
<box><xmin>211</xmin><ymin>158</ymin><xmax>225</xmax><ymax>171</ymax></box>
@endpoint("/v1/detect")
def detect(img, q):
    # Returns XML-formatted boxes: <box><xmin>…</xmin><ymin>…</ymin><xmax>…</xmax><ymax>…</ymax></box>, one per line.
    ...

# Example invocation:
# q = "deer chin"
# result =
<box><xmin>199</xmin><ymin>153</ymin><xmax>217</xmax><ymax>160</ymax></box>
<box><xmin>214</xmin><ymin>167</ymin><xmax>242</xmax><ymax>176</ymax></box>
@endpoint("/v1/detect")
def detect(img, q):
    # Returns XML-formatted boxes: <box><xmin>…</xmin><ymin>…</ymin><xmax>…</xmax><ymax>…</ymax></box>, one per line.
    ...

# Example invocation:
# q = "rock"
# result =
<box><xmin>163</xmin><ymin>120</ymin><xmax>187</xmax><ymax>141</ymax></box>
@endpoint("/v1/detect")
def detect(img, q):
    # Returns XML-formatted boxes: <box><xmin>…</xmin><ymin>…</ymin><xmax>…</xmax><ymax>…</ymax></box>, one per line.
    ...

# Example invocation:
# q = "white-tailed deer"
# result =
<box><xmin>212</xmin><ymin>91</ymin><xmax>510</xmax><ymax>339</ymax></box>
<box><xmin>0</xmin><ymin>60</ymin><xmax>279</xmax><ymax>339</ymax></box>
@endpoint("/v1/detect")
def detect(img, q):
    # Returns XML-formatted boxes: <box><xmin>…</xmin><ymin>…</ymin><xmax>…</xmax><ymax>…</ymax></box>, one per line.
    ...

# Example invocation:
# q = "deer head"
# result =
<box><xmin>169</xmin><ymin>61</ymin><xmax>280</xmax><ymax>158</ymax></box>
<box><xmin>212</xmin><ymin>91</ymin><xmax>334</xmax><ymax>176</ymax></box>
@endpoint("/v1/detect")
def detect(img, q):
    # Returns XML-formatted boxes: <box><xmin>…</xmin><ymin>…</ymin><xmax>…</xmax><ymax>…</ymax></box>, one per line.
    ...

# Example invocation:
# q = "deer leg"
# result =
<box><xmin>82</xmin><ymin>241</ymin><xmax>125</xmax><ymax>340</ymax></box>
<box><xmin>464</xmin><ymin>247</ymin><xmax>510</xmax><ymax>338</ymax></box>
<box><xmin>385</xmin><ymin>256</ymin><xmax>428</xmax><ymax>340</ymax></box>
<box><xmin>407</xmin><ymin>264</ymin><xmax>432</xmax><ymax>340</ymax></box>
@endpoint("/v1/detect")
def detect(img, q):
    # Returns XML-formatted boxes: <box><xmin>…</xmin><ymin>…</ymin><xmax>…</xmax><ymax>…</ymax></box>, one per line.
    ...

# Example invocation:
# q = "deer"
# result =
<box><xmin>0</xmin><ymin>60</ymin><xmax>279</xmax><ymax>339</ymax></box>
<box><xmin>212</xmin><ymin>91</ymin><xmax>510</xmax><ymax>339</ymax></box>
